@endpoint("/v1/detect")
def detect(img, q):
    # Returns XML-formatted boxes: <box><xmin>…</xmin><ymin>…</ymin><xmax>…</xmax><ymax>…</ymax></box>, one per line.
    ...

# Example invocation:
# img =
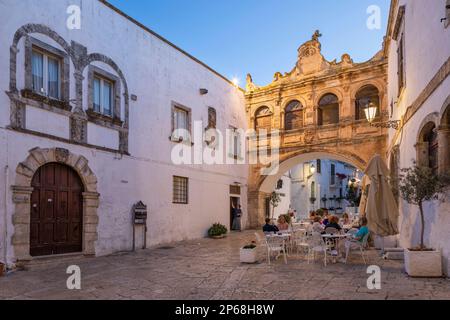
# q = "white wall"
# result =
<box><xmin>0</xmin><ymin>0</ymin><xmax>248</xmax><ymax>264</ymax></box>
<box><xmin>289</xmin><ymin>160</ymin><xmax>360</xmax><ymax>217</ymax></box>
<box><xmin>387</xmin><ymin>0</ymin><xmax>450</xmax><ymax>275</ymax></box>
<box><xmin>272</xmin><ymin>174</ymin><xmax>291</xmax><ymax>219</ymax></box>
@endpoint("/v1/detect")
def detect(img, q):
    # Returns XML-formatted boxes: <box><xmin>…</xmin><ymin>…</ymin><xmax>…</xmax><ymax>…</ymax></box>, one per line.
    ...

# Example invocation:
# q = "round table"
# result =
<box><xmin>321</xmin><ymin>233</ymin><xmax>351</xmax><ymax>263</ymax></box>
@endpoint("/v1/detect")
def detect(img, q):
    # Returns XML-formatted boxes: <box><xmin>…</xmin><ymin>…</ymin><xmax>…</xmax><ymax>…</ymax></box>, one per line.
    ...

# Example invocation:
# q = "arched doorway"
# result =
<box><xmin>30</xmin><ymin>163</ymin><xmax>84</xmax><ymax>256</ymax></box>
<box><xmin>12</xmin><ymin>147</ymin><xmax>99</xmax><ymax>263</ymax></box>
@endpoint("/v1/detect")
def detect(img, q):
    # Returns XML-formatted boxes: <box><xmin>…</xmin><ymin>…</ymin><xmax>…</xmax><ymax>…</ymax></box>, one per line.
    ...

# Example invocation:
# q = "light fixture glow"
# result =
<box><xmin>310</xmin><ymin>164</ymin><xmax>316</xmax><ymax>174</ymax></box>
<box><xmin>364</xmin><ymin>101</ymin><xmax>378</xmax><ymax>123</ymax></box>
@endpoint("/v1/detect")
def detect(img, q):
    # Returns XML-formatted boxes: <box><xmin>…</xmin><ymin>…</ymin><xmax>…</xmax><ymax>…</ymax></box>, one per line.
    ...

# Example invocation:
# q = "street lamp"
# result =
<box><xmin>364</xmin><ymin>101</ymin><xmax>378</xmax><ymax>124</ymax></box>
<box><xmin>364</xmin><ymin>100</ymin><xmax>401</xmax><ymax>130</ymax></box>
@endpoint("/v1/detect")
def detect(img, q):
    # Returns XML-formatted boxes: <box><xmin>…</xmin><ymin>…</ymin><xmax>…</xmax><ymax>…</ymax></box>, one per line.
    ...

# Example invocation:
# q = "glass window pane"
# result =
<box><xmin>32</xmin><ymin>51</ymin><xmax>44</xmax><ymax>93</ymax></box>
<box><xmin>47</xmin><ymin>57</ymin><xmax>59</xmax><ymax>99</ymax></box>
<box><xmin>173</xmin><ymin>176</ymin><xmax>188</xmax><ymax>204</ymax></box>
<box><xmin>103</xmin><ymin>81</ymin><xmax>112</xmax><ymax>116</ymax></box>
<box><xmin>174</xmin><ymin>108</ymin><xmax>188</xmax><ymax>140</ymax></box>
<box><xmin>93</xmin><ymin>78</ymin><xmax>101</xmax><ymax>112</ymax></box>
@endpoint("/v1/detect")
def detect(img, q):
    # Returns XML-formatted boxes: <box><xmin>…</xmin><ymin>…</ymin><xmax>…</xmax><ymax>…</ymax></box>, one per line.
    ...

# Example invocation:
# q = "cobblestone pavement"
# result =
<box><xmin>1</xmin><ymin>231</ymin><xmax>449</xmax><ymax>300</ymax></box>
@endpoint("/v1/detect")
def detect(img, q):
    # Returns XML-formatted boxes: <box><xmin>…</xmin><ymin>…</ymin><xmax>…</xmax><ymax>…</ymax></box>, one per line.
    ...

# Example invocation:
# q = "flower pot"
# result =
<box><xmin>0</xmin><ymin>263</ymin><xmax>5</xmax><ymax>277</ymax></box>
<box><xmin>240</xmin><ymin>248</ymin><xmax>257</xmax><ymax>264</ymax></box>
<box><xmin>211</xmin><ymin>234</ymin><xmax>226</xmax><ymax>239</ymax></box>
<box><xmin>404</xmin><ymin>249</ymin><xmax>443</xmax><ymax>277</ymax></box>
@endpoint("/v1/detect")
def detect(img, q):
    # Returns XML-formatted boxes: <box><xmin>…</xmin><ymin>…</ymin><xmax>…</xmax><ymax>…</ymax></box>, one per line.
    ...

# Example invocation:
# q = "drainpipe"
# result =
<box><xmin>3</xmin><ymin>164</ymin><xmax>8</xmax><ymax>269</ymax></box>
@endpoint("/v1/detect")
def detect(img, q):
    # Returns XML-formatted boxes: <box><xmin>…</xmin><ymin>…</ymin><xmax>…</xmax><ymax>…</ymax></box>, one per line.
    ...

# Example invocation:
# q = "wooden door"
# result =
<box><xmin>30</xmin><ymin>163</ymin><xmax>83</xmax><ymax>256</ymax></box>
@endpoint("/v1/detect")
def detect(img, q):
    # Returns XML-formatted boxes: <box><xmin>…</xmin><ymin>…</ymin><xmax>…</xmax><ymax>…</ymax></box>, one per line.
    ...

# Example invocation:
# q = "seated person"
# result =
<box><xmin>351</xmin><ymin>217</ymin><xmax>369</xmax><ymax>242</ymax></box>
<box><xmin>322</xmin><ymin>213</ymin><xmax>330</xmax><ymax>226</ymax></box>
<box><xmin>277</xmin><ymin>215</ymin><xmax>290</xmax><ymax>231</ymax></box>
<box><xmin>325</xmin><ymin>215</ymin><xmax>342</xmax><ymax>232</ymax></box>
<box><xmin>262</xmin><ymin>218</ymin><xmax>279</xmax><ymax>233</ymax></box>
<box><xmin>308</xmin><ymin>211</ymin><xmax>316</xmax><ymax>222</ymax></box>
<box><xmin>340</xmin><ymin>213</ymin><xmax>351</xmax><ymax>226</ymax></box>
<box><xmin>312</xmin><ymin>216</ymin><xmax>324</xmax><ymax>233</ymax></box>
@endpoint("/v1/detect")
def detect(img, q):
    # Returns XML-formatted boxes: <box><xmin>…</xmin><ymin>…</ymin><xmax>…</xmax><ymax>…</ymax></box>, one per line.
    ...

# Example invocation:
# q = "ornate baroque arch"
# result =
<box><xmin>246</xmin><ymin>147</ymin><xmax>370</xmax><ymax>228</ymax></box>
<box><xmin>11</xmin><ymin>147</ymin><xmax>99</xmax><ymax>263</ymax></box>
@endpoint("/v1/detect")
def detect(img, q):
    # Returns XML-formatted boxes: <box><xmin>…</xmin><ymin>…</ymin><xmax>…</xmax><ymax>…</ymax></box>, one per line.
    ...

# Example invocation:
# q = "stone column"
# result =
<box><xmin>247</xmin><ymin>190</ymin><xmax>269</xmax><ymax>229</ymax></box>
<box><xmin>11</xmin><ymin>186</ymin><xmax>34</xmax><ymax>262</ymax></box>
<box><xmin>70</xmin><ymin>70</ymin><xmax>88</xmax><ymax>143</ymax></box>
<box><xmin>438</xmin><ymin>126</ymin><xmax>450</xmax><ymax>175</ymax></box>
<box><xmin>82</xmin><ymin>192</ymin><xmax>100</xmax><ymax>256</ymax></box>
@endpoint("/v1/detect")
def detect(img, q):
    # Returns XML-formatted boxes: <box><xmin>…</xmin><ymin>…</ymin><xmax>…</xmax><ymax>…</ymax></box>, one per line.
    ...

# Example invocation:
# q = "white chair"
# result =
<box><xmin>307</xmin><ymin>232</ymin><xmax>329</xmax><ymax>266</ymax></box>
<box><xmin>265</xmin><ymin>236</ymin><xmax>288</xmax><ymax>265</ymax></box>
<box><xmin>344</xmin><ymin>232</ymin><xmax>370</xmax><ymax>264</ymax></box>
<box><xmin>292</xmin><ymin>229</ymin><xmax>309</xmax><ymax>256</ymax></box>
<box><xmin>255</xmin><ymin>232</ymin><xmax>267</xmax><ymax>251</ymax></box>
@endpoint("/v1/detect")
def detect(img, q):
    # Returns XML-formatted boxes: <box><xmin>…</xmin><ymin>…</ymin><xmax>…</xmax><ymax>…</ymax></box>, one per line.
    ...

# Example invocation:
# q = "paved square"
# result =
<box><xmin>1</xmin><ymin>231</ymin><xmax>449</xmax><ymax>300</ymax></box>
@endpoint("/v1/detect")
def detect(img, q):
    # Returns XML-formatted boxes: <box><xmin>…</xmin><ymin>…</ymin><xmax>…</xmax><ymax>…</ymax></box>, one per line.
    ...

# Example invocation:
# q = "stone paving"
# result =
<box><xmin>0</xmin><ymin>231</ymin><xmax>449</xmax><ymax>300</ymax></box>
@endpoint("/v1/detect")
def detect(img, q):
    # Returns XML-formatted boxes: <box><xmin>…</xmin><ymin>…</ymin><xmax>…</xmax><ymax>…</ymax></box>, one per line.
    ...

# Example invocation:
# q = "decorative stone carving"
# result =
<box><xmin>244</xmin><ymin>33</ymin><xmax>388</xmax><ymax>228</ymax></box>
<box><xmin>245</xmin><ymin>73</ymin><xmax>258</xmax><ymax>92</ymax></box>
<box><xmin>55</xmin><ymin>148</ymin><xmax>70</xmax><ymax>163</ymax></box>
<box><xmin>70</xmin><ymin>114</ymin><xmax>88</xmax><ymax>144</ymax></box>
<box><xmin>8</xmin><ymin>23</ymin><xmax>130</xmax><ymax>155</ymax></box>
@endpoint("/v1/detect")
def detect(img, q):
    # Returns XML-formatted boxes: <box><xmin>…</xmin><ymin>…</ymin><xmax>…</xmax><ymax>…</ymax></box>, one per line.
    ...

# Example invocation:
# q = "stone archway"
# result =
<box><xmin>11</xmin><ymin>147</ymin><xmax>99</xmax><ymax>262</ymax></box>
<box><xmin>247</xmin><ymin>147</ymin><xmax>373</xmax><ymax>228</ymax></box>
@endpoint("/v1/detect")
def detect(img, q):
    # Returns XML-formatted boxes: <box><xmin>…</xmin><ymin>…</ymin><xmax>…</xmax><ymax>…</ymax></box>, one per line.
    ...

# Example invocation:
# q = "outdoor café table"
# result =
<box><xmin>321</xmin><ymin>233</ymin><xmax>351</xmax><ymax>262</ymax></box>
<box><xmin>342</xmin><ymin>225</ymin><xmax>353</xmax><ymax>232</ymax></box>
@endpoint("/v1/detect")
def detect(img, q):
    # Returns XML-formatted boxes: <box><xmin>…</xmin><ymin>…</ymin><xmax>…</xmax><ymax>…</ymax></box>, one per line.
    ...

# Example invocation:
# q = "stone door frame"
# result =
<box><xmin>11</xmin><ymin>147</ymin><xmax>99</xmax><ymax>262</ymax></box>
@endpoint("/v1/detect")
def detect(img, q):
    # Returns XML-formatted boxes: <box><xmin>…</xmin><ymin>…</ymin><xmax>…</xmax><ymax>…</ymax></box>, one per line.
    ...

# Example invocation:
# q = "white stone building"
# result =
<box><xmin>0</xmin><ymin>0</ymin><xmax>247</xmax><ymax>267</ymax></box>
<box><xmin>273</xmin><ymin>160</ymin><xmax>361</xmax><ymax>219</ymax></box>
<box><xmin>385</xmin><ymin>0</ymin><xmax>450</xmax><ymax>275</ymax></box>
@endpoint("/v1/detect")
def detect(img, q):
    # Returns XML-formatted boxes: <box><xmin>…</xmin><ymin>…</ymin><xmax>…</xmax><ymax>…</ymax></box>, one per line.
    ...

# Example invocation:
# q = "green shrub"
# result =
<box><xmin>208</xmin><ymin>223</ymin><xmax>228</xmax><ymax>237</ymax></box>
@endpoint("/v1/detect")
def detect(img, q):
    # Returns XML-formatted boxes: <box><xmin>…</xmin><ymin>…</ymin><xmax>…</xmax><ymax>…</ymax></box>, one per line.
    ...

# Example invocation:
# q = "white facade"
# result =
<box><xmin>0</xmin><ymin>0</ymin><xmax>247</xmax><ymax>266</ymax></box>
<box><xmin>272</xmin><ymin>160</ymin><xmax>360</xmax><ymax>220</ymax></box>
<box><xmin>386</xmin><ymin>0</ymin><xmax>450</xmax><ymax>275</ymax></box>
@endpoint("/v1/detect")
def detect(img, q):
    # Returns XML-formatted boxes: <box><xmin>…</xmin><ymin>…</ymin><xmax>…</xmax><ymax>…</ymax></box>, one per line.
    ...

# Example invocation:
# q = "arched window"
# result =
<box><xmin>284</xmin><ymin>100</ymin><xmax>303</xmax><ymax>130</ymax></box>
<box><xmin>318</xmin><ymin>94</ymin><xmax>339</xmax><ymax>126</ymax></box>
<box><xmin>355</xmin><ymin>85</ymin><xmax>380</xmax><ymax>121</ymax></box>
<box><xmin>417</xmin><ymin>122</ymin><xmax>438</xmax><ymax>174</ymax></box>
<box><xmin>254</xmin><ymin>106</ymin><xmax>272</xmax><ymax>132</ymax></box>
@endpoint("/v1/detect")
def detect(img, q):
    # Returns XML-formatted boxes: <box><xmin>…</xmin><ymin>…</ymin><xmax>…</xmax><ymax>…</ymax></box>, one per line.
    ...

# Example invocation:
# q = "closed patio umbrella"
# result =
<box><xmin>358</xmin><ymin>174</ymin><xmax>371</xmax><ymax>216</ymax></box>
<box><xmin>360</xmin><ymin>154</ymin><xmax>399</xmax><ymax>237</ymax></box>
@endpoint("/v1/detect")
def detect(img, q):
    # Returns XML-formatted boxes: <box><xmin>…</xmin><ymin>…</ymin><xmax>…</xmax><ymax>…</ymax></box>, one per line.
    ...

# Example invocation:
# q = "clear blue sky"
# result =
<box><xmin>108</xmin><ymin>0</ymin><xmax>390</xmax><ymax>86</ymax></box>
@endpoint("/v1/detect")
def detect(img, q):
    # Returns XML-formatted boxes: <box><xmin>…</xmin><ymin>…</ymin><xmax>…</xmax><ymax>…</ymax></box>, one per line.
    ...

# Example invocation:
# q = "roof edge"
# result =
<box><xmin>98</xmin><ymin>0</ymin><xmax>245</xmax><ymax>92</ymax></box>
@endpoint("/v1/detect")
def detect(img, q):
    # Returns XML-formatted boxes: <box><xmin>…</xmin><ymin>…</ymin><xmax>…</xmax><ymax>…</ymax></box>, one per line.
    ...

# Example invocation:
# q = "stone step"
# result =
<box><xmin>18</xmin><ymin>253</ymin><xmax>91</xmax><ymax>271</ymax></box>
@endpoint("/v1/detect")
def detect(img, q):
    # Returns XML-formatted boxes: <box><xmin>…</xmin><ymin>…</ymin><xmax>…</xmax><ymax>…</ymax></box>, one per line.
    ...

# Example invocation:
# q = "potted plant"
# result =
<box><xmin>240</xmin><ymin>241</ymin><xmax>257</xmax><ymax>264</ymax></box>
<box><xmin>399</xmin><ymin>164</ymin><xmax>450</xmax><ymax>277</ymax></box>
<box><xmin>0</xmin><ymin>262</ymin><xmax>4</xmax><ymax>277</ymax></box>
<box><xmin>208</xmin><ymin>223</ymin><xmax>228</xmax><ymax>239</ymax></box>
